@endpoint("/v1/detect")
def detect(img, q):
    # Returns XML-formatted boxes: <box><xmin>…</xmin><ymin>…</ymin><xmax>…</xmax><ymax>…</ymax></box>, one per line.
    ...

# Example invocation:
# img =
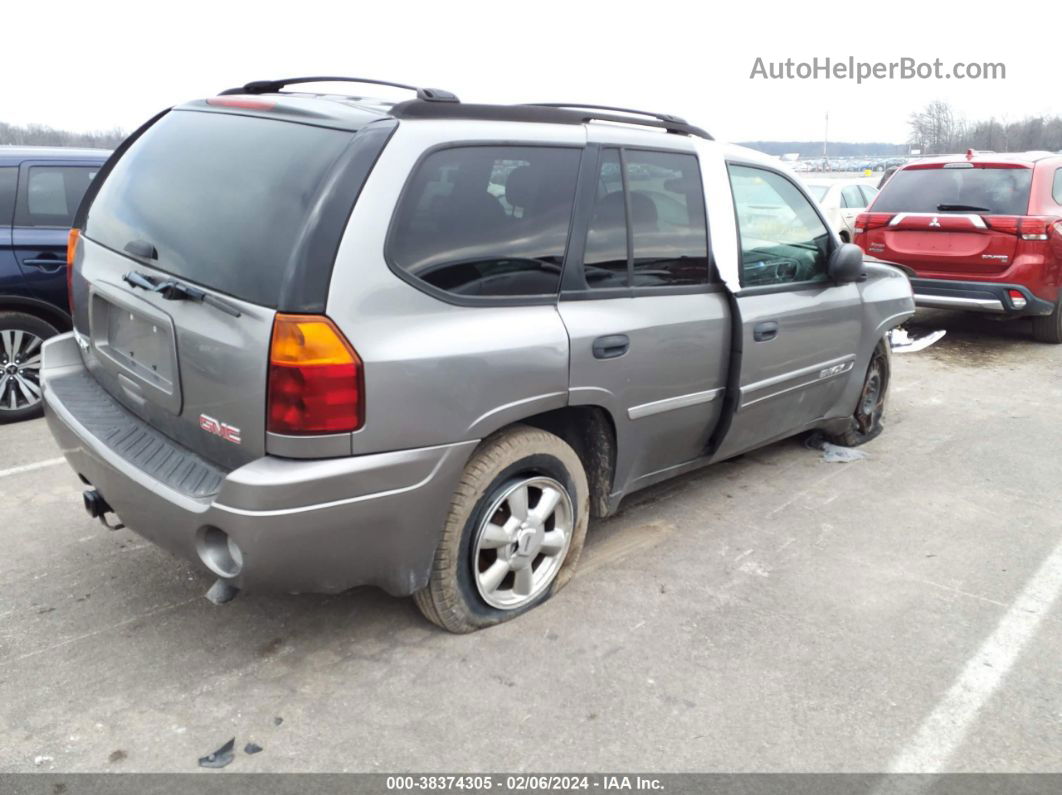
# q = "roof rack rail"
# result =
<box><xmin>218</xmin><ymin>76</ymin><xmax>459</xmax><ymax>103</ymax></box>
<box><xmin>388</xmin><ymin>101</ymin><xmax>712</xmax><ymax>140</ymax></box>
<box><xmin>528</xmin><ymin>103</ymin><xmax>689</xmax><ymax>126</ymax></box>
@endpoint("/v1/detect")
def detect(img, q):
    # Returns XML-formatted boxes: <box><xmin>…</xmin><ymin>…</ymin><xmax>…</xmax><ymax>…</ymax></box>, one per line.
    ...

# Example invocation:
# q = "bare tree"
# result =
<box><xmin>0</xmin><ymin>121</ymin><xmax>125</xmax><ymax>149</ymax></box>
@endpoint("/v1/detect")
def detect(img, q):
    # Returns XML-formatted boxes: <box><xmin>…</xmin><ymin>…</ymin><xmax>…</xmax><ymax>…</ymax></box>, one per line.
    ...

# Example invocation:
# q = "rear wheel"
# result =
<box><xmin>0</xmin><ymin>312</ymin><xmax>56</xmax><ymax>423</ymax></box>
<box><xmin>824</xmin><ymin>340</ymin><xmax>890</xmax><ymax>447</ymax></box>
<box><xmin>414</xmin><ymin>424</ymin><xmax>589</xmax><ymax>633</ymax></box>
<box><xmin>1031</xmin><ymin>298</ymin><xmax>1062</xmax><ymax>344</ymax></box>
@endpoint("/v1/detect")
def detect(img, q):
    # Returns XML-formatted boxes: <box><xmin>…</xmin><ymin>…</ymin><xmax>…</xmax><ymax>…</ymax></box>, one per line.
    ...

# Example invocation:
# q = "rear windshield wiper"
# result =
<box><xmin>937</xmin><ymin>203</ymin><xmax>992</xmax><ymax>212</ymax></box>
<box><xmin>122</xmin><ymin>271</ymin><xmax>241</xmax><ymax>318</ymax></box>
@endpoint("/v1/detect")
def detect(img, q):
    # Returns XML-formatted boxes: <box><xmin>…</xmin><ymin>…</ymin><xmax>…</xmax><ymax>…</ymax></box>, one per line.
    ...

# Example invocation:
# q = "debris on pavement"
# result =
<box><xmin>805</xmin><ymin>433</ymin><xmax>869</xmax><ymax>464</ymax></box>
<box><xmin>273</xmin><ymin>716</ymin><xmax>284</xmax><ymax>726</ymax></box>
<box><xmin>198</xmin><ymin>737</ymin><xmax>236</xmax><ymax>769</ymax></box>
<box><xmin>889</xmin><ymin>327</ymin><xmax>946</xmax><ymax>354</ymax></box>
<box><xmin>33</xmin><ymin>755</ymin><xmax>53</xmax><ymax>767</ymax></box>
<box><xmin>819</xmin><ymin>443</ymin><xmax>868</xmax><ymax>463</ymax></box>
<box><xmin>244</xmin><ymin>742</ymin><xmax>263</xmax><ymax>755</ymax></box>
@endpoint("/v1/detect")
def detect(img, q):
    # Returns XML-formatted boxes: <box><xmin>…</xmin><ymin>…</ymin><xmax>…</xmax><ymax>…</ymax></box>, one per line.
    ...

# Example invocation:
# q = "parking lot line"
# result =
<box><xmin>887</xmin><ymin>535</ymin><xmax>1062</xmax><ymax>772</ymax></box>
<box><xmin>0</xmin><ymin>457</ymin><xmax>65</xmax><ymax>479</ymax></box>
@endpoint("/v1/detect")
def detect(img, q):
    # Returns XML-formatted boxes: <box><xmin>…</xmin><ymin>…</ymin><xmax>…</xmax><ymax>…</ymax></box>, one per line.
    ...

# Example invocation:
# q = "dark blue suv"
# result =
<box><xmin>0</xmin><ymin>147</ymin><xmax>109</xmax><ymax>422</ymax></box>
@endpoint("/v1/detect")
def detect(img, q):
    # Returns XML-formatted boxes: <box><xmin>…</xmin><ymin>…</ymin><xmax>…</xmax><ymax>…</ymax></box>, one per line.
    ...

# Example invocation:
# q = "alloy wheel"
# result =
<box><xmin>472</xmin><ymin>476</ymin><xmax>574</xmax><ymax>610</ymax></box>
<box><xmin>0</xmin><ymin>328</ymin><xmax>44</xmax><ymax>413</ymax></box>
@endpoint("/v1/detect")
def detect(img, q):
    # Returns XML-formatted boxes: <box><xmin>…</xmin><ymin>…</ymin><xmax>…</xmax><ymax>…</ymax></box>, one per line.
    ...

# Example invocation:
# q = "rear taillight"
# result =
<box><xmin>267</xmin><ymin>314</ymin><xmax>363</xmax><ymax>435</ymax></box>
<box><xmin>985</xmin><ymin>216</ymin><xmax>1051</xmax><ymax>240</ymax></box>
<box><xmin>853</xmin><ymin>213</ymin><xmax>894</xmax><ymax>235</ymax></box>
<box><xmin>66</xmin><ymin>228</ymin><xmax>80</xmax><ymax>314</ymax></box>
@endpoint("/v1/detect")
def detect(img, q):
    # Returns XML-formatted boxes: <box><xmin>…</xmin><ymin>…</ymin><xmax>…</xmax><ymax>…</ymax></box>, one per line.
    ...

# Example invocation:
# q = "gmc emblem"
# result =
<box><xmin>199</xmin><ymin>414</ymin><xmax>242</xmax><ymax>445</ymax></box>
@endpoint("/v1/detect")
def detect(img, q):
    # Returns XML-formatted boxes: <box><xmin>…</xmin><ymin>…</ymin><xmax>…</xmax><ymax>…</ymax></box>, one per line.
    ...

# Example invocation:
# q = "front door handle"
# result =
<box><xmin>23</xmin><ymin>257</ymin><xmax>65</xmax><ymax>272</ymax></box>
<box><xmin>592</xmin><ymin>334</ymin><xmax>630</xmax><ymax>359</ymax></box>
<box><xmin>753</xmin><ymin>320</ymin><xmax>779</xmax><ymax>342</ymax></box>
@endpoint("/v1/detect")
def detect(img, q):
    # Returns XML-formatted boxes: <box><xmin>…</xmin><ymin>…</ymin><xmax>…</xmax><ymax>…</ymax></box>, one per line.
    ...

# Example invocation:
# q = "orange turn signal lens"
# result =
<box><xmin>66</xmin><ymin>228</ymin><xmax>80</xmax><ymax>267</ymax></box>
<box><xmin>267</xmin><ymin>314</ymin><xmax>364</xmax><ymax>434</ymax></box>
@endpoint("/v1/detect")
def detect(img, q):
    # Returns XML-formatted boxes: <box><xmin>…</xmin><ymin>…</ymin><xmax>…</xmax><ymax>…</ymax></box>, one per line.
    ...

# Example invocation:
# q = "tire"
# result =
<box><xmin>0</xmin><ymin>311</ymin><xmax>57</xmax><ymax>424</ymax></box>
<box><xmin>824</xmin><ymin>340</ymin><xmax>890</xmax><ymax>447</ymax></box>
<box><xmin>414</xmin><ymin>424</ymin><xmax>590</xmax><ymax>633</ymax></box>
<box><xmin>1031</xmin><ymin>298</ymin><xmax>1062</xmax><ymax>344</ymax></box>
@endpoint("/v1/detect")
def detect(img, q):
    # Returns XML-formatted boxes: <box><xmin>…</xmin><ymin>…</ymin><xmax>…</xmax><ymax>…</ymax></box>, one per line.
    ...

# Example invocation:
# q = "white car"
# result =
<box><xmin>803</xmin><ymin>179</ymin><xmax>879</xmax><ymax>242</ymax></box>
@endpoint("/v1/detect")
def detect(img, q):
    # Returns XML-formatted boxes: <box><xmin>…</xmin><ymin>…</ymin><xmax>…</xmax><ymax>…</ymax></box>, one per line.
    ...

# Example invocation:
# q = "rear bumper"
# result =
<box><xmin>910</xmin><ymin>278</ymin><xmax>1055</xmax><ymax>316</ymax></box>
<box><xmin>41</xmin><ymin>333</ymin><xmax>477</xmax><ymax>596</ymax></box>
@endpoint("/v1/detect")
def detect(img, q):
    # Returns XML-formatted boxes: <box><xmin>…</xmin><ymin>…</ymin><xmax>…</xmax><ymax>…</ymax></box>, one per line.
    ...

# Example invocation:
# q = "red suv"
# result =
<box><xmin>854</xmin><ymin>150</ymin><xmax>1062</xmax><ymax>343</ymax></box>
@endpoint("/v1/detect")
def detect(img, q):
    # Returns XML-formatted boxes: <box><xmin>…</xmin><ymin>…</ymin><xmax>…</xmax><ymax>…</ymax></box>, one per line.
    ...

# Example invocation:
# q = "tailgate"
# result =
<box><xmin>77</xmin><ymin>236</ymin><xmax>273</xmax><ymax>470</ymax></box>
<box><xmin>878</xmin><ymin>214</ymin><xmax>1018</xmax><ymax>276</ymax></box>
<box><xmin>866</xmin><ymin>163</ymin><xmax>1033</xmax><ymax>277</ymax></box>
<box><xmin>70</xmin><ymin>107</ymin><xmax>367</xmax><ymax>468</ymax></box>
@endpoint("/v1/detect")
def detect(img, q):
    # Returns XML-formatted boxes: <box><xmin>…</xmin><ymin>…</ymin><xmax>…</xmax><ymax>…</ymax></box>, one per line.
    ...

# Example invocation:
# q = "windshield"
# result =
<box><xmin>85</xmin><ymin>110</ymin><xmax>354</xmax><ymax>307</ymax></box>
<box><xmin>806</xmin><ymin>185</ymin><xmax>829</xmax><ymax>202</ymax></box>
<box><xmin>872</xmin><ymin>166</ymin><xmax>1033</xmax><ymax>216</ymax></box>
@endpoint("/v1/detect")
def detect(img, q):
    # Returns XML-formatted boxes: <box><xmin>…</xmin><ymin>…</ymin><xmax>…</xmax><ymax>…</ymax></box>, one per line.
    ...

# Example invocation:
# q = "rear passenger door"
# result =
<box><xmin>714</xmin><ymin>163</ymin><xmax>863</xmax><ymax>460</ymax></box>
<box><xmin>13</xmin><ymin>161</ymin><xmax>100</xmax><ymax>311</ymax></box>
<box><xmin>558</xmin><ymin>145</ymin><xmax>730</xmax><ymax>493</ymax></box>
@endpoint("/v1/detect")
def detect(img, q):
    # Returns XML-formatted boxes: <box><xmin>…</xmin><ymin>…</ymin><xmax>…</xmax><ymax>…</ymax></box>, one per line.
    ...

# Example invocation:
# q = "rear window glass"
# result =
<box><xmin>873</xmin><ymin>166</ymin><xmax>1033</xmax><ymax>216</ymax></box>
<box><xmin>388</xmin><ymin>145</ymin><xmax>580</xmax><ymax>298</ymax></box>
<box><xmin>85</xmin><ymin>110</ymin><xmax>353</xmax><ymax>307</ymax></box>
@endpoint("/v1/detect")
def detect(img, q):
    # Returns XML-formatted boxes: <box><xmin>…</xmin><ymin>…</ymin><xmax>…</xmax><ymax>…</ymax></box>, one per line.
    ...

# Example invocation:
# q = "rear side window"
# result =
<box><xmin>583</xmin><ymin>148</ymin><xmax>709</xmax><ymax>290</ymax></box>
<box><xmin>859</xmin><ymin>184</ymin><xmax>879</xmax><ymax>205</ymax></box>
<box><xmin>872</xmin><ymin>166</ymin><xmax>1033</xmax><ymax>216</ymax></box>
<box><xmin>388</xmin><ymin>146</ymin><xmax>580</xmax><ymax>298</ymax></box>
<box><xmin>626</xmin><ymin>151</ymin><xmax>709</xmax><ymax>286</ymax></box>
<box><xmin>1054</xmin><ymin>169</ymin><xmax>1062</xmax><ymax>205</ymax></box>
<box><xmin>840</xmin><ymin>185</ymin><xmax>866</xmax><ymax>209</ymax></box>
<box><xmin>16</xmin><ymin>166</ymin><xmax>98</xmax><ymax>227</ymax></box>
<box><xmin>85</xmin><ymin>110</ymin><xmax>354</xmax><ymax>308</ymax></box>
<box><xmin>0</xmin><ymin>167</ymin><xmax>16</xmax><ymax>226</ymax></box>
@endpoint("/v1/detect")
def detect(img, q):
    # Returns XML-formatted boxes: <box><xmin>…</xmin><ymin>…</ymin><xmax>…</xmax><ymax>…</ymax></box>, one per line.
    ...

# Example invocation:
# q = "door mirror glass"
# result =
<box><xmin>828</xmin><ymin>243</ymin><xmax>865</xmax><ymax>283</ymax></box>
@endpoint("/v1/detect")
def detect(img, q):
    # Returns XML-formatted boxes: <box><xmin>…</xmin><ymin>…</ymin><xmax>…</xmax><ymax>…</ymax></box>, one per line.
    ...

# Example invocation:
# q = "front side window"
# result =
<box><xmin>729</xmin><ymin>164</ymin><xmax>831</xmax><ymax>287</ymax></box>
<box><xmin>582</xmin><ymin>148</ymin><xmax>709</xmax><ymax>290</ymax></box>
<box><xmin>388</xmin><ymin>145</ymin><xmax>581</xmax><ymax>298</ymax></box>
<box><xmin>17</xmin><ymin>165</ymin><xmax>98</xmax><ymax>227</ymax></box>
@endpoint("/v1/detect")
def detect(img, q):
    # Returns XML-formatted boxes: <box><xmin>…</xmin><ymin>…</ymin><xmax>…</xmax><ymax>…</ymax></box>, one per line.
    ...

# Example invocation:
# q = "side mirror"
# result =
<box><xmin>828</xmin><ymin>243</ymin><xmax>865</xmax><ymax>284</ymax></box>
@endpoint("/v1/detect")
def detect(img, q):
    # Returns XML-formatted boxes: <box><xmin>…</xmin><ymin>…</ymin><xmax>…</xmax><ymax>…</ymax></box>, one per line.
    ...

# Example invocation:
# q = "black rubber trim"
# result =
<box><xmin>909</xmin><ymin>278</ymin><xmax>1055</xmax><ymax>316</ymax></box>
<box><xmin>48</xmin><ymin>369</ymin><xmax>226</xmax><ymax>499</ymax></box>
<box><xmin>389</xmin><ymin>100</ymin><xmax>712</xmax><ymax>140</ymax></box>
<box><xmin>277</xmin><ymin>118</ymin><xmax>398</xmax><ymax>313</ymax></box>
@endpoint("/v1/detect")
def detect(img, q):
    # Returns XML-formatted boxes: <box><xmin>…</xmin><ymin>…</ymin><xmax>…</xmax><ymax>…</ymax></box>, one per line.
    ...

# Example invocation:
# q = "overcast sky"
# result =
<box><xmin>3</xmin><ymin>0</ymin><xmax>1059</xmax><ymax>145</ymax></box>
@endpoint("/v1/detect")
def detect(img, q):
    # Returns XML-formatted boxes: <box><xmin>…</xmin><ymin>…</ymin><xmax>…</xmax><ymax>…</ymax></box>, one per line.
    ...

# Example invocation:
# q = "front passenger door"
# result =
<box><xmin>714</xmin><ymin>163</ymin><xmax>863</xmax><ymax>460</ymax></box>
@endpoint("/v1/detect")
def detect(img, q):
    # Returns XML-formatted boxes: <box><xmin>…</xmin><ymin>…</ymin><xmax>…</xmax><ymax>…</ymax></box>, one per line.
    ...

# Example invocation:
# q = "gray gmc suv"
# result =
<box><xmin>42</xmin><ymin>77</ymin><xmax>915</xmax><ymax>632</ymax></box>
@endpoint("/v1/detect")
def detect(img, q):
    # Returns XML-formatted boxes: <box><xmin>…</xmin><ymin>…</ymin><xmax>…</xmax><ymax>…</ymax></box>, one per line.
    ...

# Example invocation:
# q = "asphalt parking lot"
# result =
<box><xmin>2</xmin><ymin>309</ymin><xmax>1060</xmax><ymax>773</ymax></box>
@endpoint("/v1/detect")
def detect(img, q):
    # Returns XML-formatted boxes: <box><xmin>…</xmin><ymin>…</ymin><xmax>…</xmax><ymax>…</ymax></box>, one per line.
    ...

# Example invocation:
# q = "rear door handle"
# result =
<box><xmin>592</xmin><ymin>334</ymin><xmax>630</xmax><ymax>359</ymax></box>
<box><xmin>753</xmin><ymin>321</ymin><xmax>779</xmax><ymax>342</ymax></box>
<box><xmin>23</xmin><ymin>258</ymin><xmax>65</xmax><ymax>272</ymax></box>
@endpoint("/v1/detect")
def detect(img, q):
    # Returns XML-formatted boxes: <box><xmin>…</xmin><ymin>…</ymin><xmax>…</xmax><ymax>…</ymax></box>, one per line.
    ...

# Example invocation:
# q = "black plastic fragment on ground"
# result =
<box><xmin>198</xmin><ymin>737</ymin><xmax>236</xmax><ymax>769</ymax></box>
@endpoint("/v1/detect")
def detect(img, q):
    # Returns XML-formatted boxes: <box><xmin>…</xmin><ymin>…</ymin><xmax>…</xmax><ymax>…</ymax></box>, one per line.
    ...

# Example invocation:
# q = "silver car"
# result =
<box><xmin>42</xmin><ymin>77</ymin><xmax>915</xmax><ymax>632</ymax></box>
